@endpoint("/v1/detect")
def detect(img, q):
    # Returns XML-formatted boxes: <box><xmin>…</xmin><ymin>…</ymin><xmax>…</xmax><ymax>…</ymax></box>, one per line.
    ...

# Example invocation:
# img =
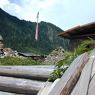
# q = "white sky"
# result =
<box><xmin>0</xmin><ymin>0</ymin><xmax>95</xmax><ymax>30</ymax></box>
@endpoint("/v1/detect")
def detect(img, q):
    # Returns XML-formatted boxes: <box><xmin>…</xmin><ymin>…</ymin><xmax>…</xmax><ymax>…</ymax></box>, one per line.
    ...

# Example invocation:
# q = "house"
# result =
<box><xmin>58</xmin><ymin>22</ymin><xmax>95</xmax><ymax>50</ymax></box>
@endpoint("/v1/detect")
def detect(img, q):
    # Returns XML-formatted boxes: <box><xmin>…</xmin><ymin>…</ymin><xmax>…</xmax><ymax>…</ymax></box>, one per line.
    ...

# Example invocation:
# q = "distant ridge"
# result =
<box><xmin>0</xmin><ymin>8</ymin><xmax>69</xmax><ymax>54</ymax></box>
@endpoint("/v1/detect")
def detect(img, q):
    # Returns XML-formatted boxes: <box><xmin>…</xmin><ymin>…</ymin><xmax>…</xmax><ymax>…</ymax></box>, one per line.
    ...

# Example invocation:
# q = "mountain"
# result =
<box><xmin>0</xmin><ymin>8</ymin><xmax>69</xmax><ymax>54</ymax></box>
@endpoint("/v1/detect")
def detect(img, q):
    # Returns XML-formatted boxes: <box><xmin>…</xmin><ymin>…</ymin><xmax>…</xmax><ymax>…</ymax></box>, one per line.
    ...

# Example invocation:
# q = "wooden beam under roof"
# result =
<box><xmin>58</xmin><ymin>22</ymin><xmax>95</xmax><ymax>39</ymax></box>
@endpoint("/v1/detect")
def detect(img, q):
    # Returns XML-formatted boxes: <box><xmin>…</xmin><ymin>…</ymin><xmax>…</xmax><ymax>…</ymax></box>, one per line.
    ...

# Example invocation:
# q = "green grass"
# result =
<box><xmin>0</xmin><ymin>57</ymin><xmax>41</xmax><ymax>65</ymax></box>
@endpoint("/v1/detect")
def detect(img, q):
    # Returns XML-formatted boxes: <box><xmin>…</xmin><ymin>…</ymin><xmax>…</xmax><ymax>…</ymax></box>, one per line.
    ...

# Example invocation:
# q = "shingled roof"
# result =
<box><xmin>58</xmin><ymin>22</ymin><xmax>95</xmax><ymax>39</ymax></box>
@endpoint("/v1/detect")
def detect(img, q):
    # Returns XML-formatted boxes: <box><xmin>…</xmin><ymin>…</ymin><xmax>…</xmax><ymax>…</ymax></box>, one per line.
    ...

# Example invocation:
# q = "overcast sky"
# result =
<box><xmin>0</xmin><ymin>0</ymin><xmax>95</xmax><ymax>30</ymax></box>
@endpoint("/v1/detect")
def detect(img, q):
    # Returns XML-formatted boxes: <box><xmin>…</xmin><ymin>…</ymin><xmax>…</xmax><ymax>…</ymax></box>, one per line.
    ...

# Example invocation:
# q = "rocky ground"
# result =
<box><xmin>43</xmin><ymin>47</ymin><xmax>65</xmax><ymax>64</ymax></box>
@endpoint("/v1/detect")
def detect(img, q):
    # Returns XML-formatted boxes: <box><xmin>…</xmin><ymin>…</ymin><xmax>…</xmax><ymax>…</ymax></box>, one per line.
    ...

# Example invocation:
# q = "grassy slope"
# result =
<box><xmin>0</xmin><ymin>57</ymin><xmax>41</xmax><ymax>65</ymax></box>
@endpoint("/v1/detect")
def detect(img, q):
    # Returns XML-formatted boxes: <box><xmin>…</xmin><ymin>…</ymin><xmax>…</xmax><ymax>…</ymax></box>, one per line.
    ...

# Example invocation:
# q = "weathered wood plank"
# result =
<box><xmin>0</xmin><ymin>65</ymin><xmax>55</xmax><ymax>69</ymax></box>
<box><xmin>88</xmin><ymin>72</ymin><xmax>95</xmax><ymax>95</ymax></box>
<box><xmin>0</xmin><ymin>76</ymin><xmax>46</xmax><ymax>95</ymax></box>
<box><xmin>49</xmin><ymin>53</ymin><xmax>89</xmax><ymax>95</ymax></box>
<box><xmin>0</xmin><ymin>65</ymin><xmax>55</xmax><ymax>80</ymax></box>
<box><xmin>91</xmin><ymin>59</ymin><xmax>95</xmax><ymax>78</ymax></box>
<box><xmin>39</xmin><ymin>52</ymin><xmax>88</xmax><ymax>95</ymax></box>
<box><xmin>71</xmin><ymin>49</ymin><xmax>95</xmax><ymax>95</ymax></box>
<box><xmin>38</xmin><ymin>79</ymin><xmax>60</xmax><ymax>95</ymax></box>
<box><xmin>0</xmin><ymin>91</ymin><xmax>24</xmax><ymax>95</ymax></box>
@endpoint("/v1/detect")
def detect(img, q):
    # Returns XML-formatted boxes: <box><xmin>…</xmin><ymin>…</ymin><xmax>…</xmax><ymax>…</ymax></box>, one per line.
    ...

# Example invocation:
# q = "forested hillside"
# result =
<box><xmin>0</xmin><ymin>8</ymin><xmax>69</xmax><ymax>54</ymax></box>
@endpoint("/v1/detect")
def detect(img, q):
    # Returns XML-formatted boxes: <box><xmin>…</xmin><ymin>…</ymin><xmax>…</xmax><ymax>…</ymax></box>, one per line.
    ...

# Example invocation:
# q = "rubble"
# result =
<box><xmin>43</xmin><ymin>47</ymin><xmax>64</xmax><ymax>64</ymax></box>
<box><xmin>0</xmin><ymin>48</ymin><xmax>19</xmax><ymax>58</ymax></box>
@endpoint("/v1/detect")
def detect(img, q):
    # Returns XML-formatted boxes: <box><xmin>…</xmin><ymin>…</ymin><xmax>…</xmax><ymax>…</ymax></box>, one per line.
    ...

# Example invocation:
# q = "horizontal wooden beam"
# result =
<box><xmin>0</xmin><ymin>65</ymin><xmax>55</xmax><ymax>80</ymax></box>
<box><xmin>0</xmin><ymin>76</ymin><xmax>47</xmax><ymax>95</ymax></box>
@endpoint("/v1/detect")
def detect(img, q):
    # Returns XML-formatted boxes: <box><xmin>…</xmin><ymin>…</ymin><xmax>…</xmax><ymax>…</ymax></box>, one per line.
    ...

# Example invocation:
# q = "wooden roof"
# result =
<box><xmin>58</xmin><ymin>22</ymin><xmax>95</xmax><ymax>39</ymax></box>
